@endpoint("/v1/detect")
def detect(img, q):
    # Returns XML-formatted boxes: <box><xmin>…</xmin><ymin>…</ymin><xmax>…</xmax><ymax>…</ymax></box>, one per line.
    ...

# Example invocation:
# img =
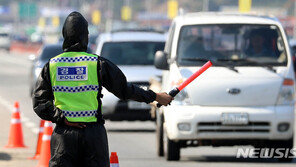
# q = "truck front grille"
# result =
<box><xmin>197</xmin><ymin>122</ymin><xmax>270</xmax><ymax>133</ymax></box>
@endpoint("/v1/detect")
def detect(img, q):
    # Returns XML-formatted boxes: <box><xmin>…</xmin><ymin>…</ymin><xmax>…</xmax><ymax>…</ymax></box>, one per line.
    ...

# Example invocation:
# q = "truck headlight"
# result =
<box><xmin>171</xmin><ymin>88</ymin><xmax>191</xmax><ymax>105</ymax></box>
<box><xmin>177</xmin><ymin>123</ymin><xmax>191</xmax><ymax>131</ymax></box>
<box><xmin>276</xmin><ymin>78</ymin><xmax>294</xmax><ymax>105</ymax></box>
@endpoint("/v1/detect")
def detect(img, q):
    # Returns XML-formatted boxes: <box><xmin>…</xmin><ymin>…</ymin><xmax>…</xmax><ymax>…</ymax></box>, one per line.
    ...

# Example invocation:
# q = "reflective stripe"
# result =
<box><xmin>13</xmin><ymin>108</ymin><xmax>19</xmax><ymax>113</ymax></box>
<box><xmin>11</xmin><ymin>119</ymin><xmax>21</xmax><ymax>124</ymax></box>
<box><xmin>50</xmin><ymin>56</ymin><xmax>97</xmax><ymax>63</ymax></box>
<box><xmin>44</xmin><ymin>121</ymin><xmax>52</xmax><ymax>127</ymax></box>
<box><xmin>62</xmin><ymin>110</ymin><xmax>97</xmax><ymax>118</ymax></box>
<box><xmin>42</xmin><ymin>134</ymin><xmax>51</xmax><ymax>141</ymax></box>
<box><xmin>52</xmin><ymin>85</ymin><xmax>99</xmax><ymax>93</ymax></box>
<box><xmin>39</xmin><ymin>127</ymin><xmax>44</xmax><ymax>132</ymax></box>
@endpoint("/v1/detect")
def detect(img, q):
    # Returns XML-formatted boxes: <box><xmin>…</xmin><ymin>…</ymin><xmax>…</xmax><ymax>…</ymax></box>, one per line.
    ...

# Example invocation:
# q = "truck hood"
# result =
<box><xmin>177</xmin><ymin>67</ymin><xmax>286</xmax><ymax>107</ymax></box>
<box><xmin>118</xmin><ymin>65</ymin><xmax>162</xmax><ymax>82</ymax></box>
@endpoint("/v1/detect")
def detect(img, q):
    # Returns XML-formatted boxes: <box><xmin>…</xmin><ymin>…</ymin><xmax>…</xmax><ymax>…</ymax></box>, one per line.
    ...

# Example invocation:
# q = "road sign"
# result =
<box><xmin>121</xmin><ymin>6</ymin><xmax>132</xmax><ymax>21</ymax></box>
<box><xmin>239</xmin><ymin>0</ymin><xmax>252</xmax><ymax>13</ymax></box>
<box><xmin>38</xmin><ymin>17</ymin><xmax>45</xmax><ymax>28</ymax></box>
<box><xmin>18</xmin><ymin>2</ymin><xmax>37</xmax><ymax>19</ymax></box>
<box><xmin>92</xmin><ymin>10</ymin><xmax>101</xmax><ymax>25</ymax></box>
<box><xmin>52</xmin><ymin>16</ymin><xmax>60</xmax><ymax>27</ymax></box>
<box><xmin>167</xmin><ymin>0</ymin><xmax>178</xmax><ymax>19</ymax></box>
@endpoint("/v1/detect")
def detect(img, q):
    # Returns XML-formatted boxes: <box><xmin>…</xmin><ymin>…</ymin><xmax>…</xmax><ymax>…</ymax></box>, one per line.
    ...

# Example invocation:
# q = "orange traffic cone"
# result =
<box><xmin>29</xmin><ymin>119</ymin><xmax>45</xmax><ymax>160</ymax></box>
<box><xmin>36</xmin><ymin>121</ymin><xmax>53</xmax><ymax>167</ymax></box>
<box><xmin>110</xmin><ymin>152</ymin><xmax>119</xmax><ymax>167</ymax></box>
<box><xmin>5</xmin><ymin>101</ymin><xmax>26</xmax><ymax>148</ymax></box>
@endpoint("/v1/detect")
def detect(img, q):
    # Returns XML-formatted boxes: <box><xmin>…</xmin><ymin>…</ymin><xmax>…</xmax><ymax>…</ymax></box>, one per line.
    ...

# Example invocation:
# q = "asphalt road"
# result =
<box><xmin>0</xmin><ymin>51</ymin><xmax>295</xmax><ymax>167</ymax></box>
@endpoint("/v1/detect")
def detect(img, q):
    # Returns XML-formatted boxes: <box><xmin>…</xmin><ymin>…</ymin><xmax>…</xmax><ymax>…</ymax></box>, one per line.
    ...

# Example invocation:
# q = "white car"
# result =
<box><xmin>96</xmin><ymin>30</ymin><xmax>166</xmax><ymax>121</ymax></box>
<box><xmin>154</xmin><ymin>13</ymin><xmax>295</xmax><ymax>161</ymax></box>
<box><xmin>0</xmin><ymin>32</ymin><xmax>11</xmax><ymax>51</ymax></box>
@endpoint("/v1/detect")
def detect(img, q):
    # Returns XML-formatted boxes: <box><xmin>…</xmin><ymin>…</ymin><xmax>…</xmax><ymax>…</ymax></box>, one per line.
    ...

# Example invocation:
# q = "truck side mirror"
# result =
<box><xmin>154</xmin><ymin>51</ymin><xmax>169</xmax><ymax>70</ymax></box>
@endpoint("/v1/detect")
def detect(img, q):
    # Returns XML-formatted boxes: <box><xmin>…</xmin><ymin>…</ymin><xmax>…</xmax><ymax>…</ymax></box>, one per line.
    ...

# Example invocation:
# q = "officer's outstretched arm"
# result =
<box><xmin>100</xmin><ymin>58</ymin><xmax>156</xmax><ymax>103</ymax></box>
<box><xmin>100</xmin><ymin>57</ymin><xmax>173</xmax><ymax>105</ymax></box>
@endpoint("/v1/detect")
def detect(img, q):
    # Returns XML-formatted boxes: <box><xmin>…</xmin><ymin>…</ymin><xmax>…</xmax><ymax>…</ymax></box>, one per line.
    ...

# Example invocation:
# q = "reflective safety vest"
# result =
<box><xmin>49</xmin><ymin>52</ymin><xmax>100</xmax><ymax>122</ymax></box>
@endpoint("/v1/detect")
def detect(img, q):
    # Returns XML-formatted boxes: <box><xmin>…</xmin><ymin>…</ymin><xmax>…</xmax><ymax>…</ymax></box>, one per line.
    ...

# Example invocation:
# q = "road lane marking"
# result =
<box><xmin>0</xmin><ymin>53</ymin><xmax>31</xmax><ymax>67</ymax></box>
<box><xmin>0</xmin><ymin>95</ymin><xmax>38</xmax><ymax>134</ymax></box>
<box><xmin>32</xmin><ymin>128</ymin><xmax>39</xmax><ymax>134</ymax></box>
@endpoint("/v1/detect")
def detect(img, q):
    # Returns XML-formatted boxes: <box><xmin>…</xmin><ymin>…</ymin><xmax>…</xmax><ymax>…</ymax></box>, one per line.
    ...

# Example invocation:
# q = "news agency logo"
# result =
<box><xmin>236</xmin><ymin>148</ymin><xmax>296</xmax><ymax>158</ymax></box>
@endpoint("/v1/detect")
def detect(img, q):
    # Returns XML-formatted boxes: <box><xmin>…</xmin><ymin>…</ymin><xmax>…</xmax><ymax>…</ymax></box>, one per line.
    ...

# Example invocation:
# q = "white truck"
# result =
<box><xmin>154</xmin><ymin>13</ymin><xmax>295</xmax><ymax>162</ymax></box>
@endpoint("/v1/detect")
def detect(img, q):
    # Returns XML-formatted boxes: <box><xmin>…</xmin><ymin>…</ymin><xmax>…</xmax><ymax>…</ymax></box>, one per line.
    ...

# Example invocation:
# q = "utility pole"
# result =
<box><xmin>294</xmin><ymin>0</ymin><xmax>296</xmax><ymax>38</ymax></box>
<box><xmin>105</xmin><ymin>0</ymin><xmax>113</xmax><ymax>32</ymax></box>
<box><xmin>203</xmin><ymin>0</ymin><xmax>209</xmax><ymax>11</ymax></box>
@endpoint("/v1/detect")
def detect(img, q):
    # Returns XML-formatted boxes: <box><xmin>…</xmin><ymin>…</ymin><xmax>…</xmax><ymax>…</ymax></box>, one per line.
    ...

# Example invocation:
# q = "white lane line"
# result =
<box><xmin>0</xmin><ymin>53</ymin><xmax>31</xmax><ymax>67</ymax></box>
<box><xmin>32</xmin><ymin>128</ymin><xmax>39</xmax><ymax>134</ymax></box>
<box><xmin>25</xmin><ymin>122</ymin><xmax>37</xmax><ymax>128</ymax></box>
<box><xmin>0</xmin><ymin>95</ymin><xmax>38</xmax><ymax>134</ymax></box>
<box><xmin>21</xmin><ymin>116</ymin><xmax>30</xmax><ymax>122</ymax></box>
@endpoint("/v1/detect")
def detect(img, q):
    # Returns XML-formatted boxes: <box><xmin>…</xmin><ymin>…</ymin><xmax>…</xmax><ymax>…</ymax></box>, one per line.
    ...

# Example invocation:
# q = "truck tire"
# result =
<box><xmin>156</xmin><ymin>111</ymin><xmax>164</xmax><ymax>157</ymax></box>
<box><xmin>166</xmin><ymin>137</ymin><xmax>180</xmax><ymax>161</ymax></box>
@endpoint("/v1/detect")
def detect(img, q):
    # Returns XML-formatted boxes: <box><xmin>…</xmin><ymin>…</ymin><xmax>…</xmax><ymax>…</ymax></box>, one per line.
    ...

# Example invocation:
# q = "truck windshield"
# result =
<box><xmin>177</xmin><ymin>24</ymin><xmax>287</xmax><ymax>66</ymax></box>
<box><xmin>101</xmin><ymin>42</ymin><xmax>165</xmax><ymax>65</ymax></box>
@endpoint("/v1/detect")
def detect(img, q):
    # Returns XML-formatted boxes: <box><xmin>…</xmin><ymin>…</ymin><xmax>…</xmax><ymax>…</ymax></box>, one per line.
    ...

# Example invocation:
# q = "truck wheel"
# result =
<box><xmin>166</xmin><ymin>137</ymin><xmax>180</xmax><ymax>161</ymax></box>
<box><xmin>156</xmin><ymin>111</ymin><xmax>164</xmax><ymax>157</ymax></box>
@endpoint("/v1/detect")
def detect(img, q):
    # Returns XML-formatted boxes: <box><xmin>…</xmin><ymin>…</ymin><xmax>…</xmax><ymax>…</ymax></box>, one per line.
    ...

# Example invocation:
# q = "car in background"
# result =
<box><xmin>29</xmin><ymin>44</ymin><xmax>91</xmax><ymax>96</ymax></box>
<box><xmin>96</xmin><ymin>29</ymin><xmax>166</xmax><ymax>121</ymax></box>
<box><xmin>89</xmin><ymin>34</ymin><xmax>98</xmax><ymax>51</ymax></box>
<box><xmin>154</xmin><ymin>13</ymin><xmax>295</xmax><ymax>162</ymax></box>
<box><xmin>0</xmin><ymin>31</ymin><xmax>11</xmax><ymax>51</ymax></box>
<box><xmin>289</xmin><ymin>39</ymin><xmax>296</xmax><ymax>73</ymax></box>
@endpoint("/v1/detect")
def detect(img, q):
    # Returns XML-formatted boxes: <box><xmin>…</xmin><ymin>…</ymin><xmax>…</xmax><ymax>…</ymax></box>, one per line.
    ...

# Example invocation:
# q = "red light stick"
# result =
<box><xmin>157</xmin><ymin>61</ymin><xmax>212</xmax><ymax>107</ymax></box>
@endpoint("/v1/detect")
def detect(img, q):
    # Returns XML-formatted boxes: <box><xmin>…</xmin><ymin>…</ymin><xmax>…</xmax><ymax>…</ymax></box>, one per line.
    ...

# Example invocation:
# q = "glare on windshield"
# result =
<box><xmin>177</xmin><ymin>24</ymin><xmax>287</xmax><ymax>66</ymax></box>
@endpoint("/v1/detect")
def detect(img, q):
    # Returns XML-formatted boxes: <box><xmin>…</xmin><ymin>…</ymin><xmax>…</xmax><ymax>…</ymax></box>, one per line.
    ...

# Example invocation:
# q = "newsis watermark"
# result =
<box><xmin>236</xmin><ymin>148</ymin><xmax>296</xmax><ymax>158</ymax></box>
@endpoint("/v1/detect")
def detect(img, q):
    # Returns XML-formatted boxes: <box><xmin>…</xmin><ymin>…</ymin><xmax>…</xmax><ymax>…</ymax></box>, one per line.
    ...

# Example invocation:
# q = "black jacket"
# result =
<box><xmin>33</xmin><ymin>12</ymin><xmax>156</xmax><ymax>124</ymax></box>
<box><xmin>32</xmin><ymin>55</ymin><xmax>157</xmax><ymax>124</ymax></box>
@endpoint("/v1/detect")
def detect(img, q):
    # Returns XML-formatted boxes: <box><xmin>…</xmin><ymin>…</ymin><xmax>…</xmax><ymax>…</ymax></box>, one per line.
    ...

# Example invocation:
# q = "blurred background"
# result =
<box><xmin>1</xmin><ymin>0</ymin><xmax>296</xmax><ymax>167</ymax></box>
<box><xmin>0</xmin><ymin>0</ymin><xmax>295</xmax><ymax>47</ymax></box>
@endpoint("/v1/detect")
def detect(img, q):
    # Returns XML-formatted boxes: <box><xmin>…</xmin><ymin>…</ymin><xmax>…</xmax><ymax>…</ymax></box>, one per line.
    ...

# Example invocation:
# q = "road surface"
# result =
<box><xmin>0</xmin><ymin>51</ymin><xmax>295</xmax><ymax>167</ymax></box>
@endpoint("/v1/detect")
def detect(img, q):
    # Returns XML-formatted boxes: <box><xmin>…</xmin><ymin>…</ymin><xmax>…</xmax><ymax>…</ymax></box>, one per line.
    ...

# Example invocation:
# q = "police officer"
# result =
<box><xmin>32</xmin><ymin>11</ymin><xmax>173</xmax><ymax>167</ymax></box>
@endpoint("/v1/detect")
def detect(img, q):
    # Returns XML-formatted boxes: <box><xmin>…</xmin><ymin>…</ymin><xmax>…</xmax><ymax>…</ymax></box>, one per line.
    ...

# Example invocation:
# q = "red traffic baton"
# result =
<box><xmin>157</xmin><ymin>61</ymin><xmax>212</xmax><ymax>107</ymax></box>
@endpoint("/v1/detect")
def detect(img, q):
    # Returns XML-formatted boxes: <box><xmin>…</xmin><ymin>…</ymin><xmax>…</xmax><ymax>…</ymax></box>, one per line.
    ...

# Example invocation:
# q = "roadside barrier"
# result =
<box><xmin>36</xmin><ymin>121</ymin><xmax>53</xmax><ymax>167</ymax></box>
<box><xmin>5</xmin><ymin>101</ymin><xmax>26</xmax><ymax>148</ymax></box>
<box><xmin>110</xmin><ymin>152</ymin><xmax>119</xmax><ymax>167</ymax></box>
<box><xmin>10</xmin><ymin>41</ymin><xmax>42</xmax><ymax>54</ymax></box>
<box><xmin>29</xmin><ymin>119</ymin><xmax>45</xmax><ymax>160</ymax></box>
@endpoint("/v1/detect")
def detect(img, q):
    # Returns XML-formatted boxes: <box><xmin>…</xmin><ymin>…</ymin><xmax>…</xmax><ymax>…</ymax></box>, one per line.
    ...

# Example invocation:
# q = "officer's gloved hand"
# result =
<box><xmin>156</xmin><ymin>92</ymin><xmax>174</xmax><ymax>106</ymax></box>
<box><xmin>64</xmin><ymin>118</ymin><xmax>86</xmax><ymax>128</ymax></box>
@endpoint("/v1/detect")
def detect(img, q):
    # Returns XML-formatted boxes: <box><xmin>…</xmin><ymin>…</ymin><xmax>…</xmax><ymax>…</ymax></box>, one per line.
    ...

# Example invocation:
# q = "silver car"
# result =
<box><xmin>96</xmin><ymin>30</ymin><xmax>166</xmax><ymax>121</ymax></box>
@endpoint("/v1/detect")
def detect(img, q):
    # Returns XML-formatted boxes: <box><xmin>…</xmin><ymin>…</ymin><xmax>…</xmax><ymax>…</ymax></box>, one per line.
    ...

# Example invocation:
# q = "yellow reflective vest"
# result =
<box><xmin>49</xmin><ymin>52</ymin><xmax>100</xmax><ymax>122</ymax></box>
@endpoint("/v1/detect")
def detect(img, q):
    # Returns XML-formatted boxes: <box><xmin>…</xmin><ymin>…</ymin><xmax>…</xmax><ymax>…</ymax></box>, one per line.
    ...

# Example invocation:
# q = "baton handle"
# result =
<box><xmin>156</xmin><ymin>87</ymin><xmax>180</xmax><ymax>108</ymax></box>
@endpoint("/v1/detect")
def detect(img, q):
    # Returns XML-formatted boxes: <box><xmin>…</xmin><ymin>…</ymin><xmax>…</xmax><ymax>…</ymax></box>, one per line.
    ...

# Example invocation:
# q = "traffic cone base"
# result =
<box><xmin>110</xmin><ymin>152</ymin><xmax>119</xmax><ymax>167</ymax></box>
<box><xmin>36</xmin><ymin>121</ymin><xmax>52</xmax><ymax>167</ymax></box>
<box><xmin>5</xmin><ymin>101</ymin><xmax>26</xmax><ymax>148</ymax></box>
<box><xmin>28</xmin><ymin>154</ymin><xmax>40</xmax><ymax>160</ymax></box>
<box><xmin>29</xmin><ymin>120</ymin><xmax>45</xmax><ymax>160</ymax></box>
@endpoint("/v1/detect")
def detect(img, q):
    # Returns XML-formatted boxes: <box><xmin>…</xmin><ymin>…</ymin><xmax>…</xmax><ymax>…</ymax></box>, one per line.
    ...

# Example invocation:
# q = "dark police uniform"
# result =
<box><xmin>32</xmin><ymin>12</ymin><xmax>156</xmax><ymax>167</ymax></box>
